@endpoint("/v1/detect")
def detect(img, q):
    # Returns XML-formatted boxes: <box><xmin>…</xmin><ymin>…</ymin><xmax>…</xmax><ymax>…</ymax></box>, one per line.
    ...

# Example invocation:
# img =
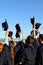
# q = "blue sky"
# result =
<box><xmin>0</xmin><ymin>0</ymin><xmax>43</xmax><ymax>38</ymax></box>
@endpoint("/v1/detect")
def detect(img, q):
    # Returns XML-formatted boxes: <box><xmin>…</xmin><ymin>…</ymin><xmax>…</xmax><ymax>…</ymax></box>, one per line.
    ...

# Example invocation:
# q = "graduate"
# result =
<box><xmin>15</xmin><ymin>24</ymin><xmax>24</xmax><ymax>65</ymax></box>
<box><xmin>0</xmin><ymin>31</ymin><xmax>12</xmax><ymax>65</ymax></box>
<box><xmin>36</xmin><ymin>34</ymin><xmax>43</xmax><ymax>65</ymax></box>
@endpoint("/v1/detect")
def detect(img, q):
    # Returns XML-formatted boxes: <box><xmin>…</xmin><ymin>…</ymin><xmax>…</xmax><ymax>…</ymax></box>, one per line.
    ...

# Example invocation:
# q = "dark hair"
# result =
<box><xmin>26</xmin><ymin>35</ymin><xmax>34</xmax><ymax>44</ymax></box>
<box><xmin>9</xmin><ymin>40</ymin><xmax>14</xmax><ymax>44</ymax></box>
<box><xmin>39</xmin><ymin>34</ymin><xmax>43</xmax><ymax>40</ymax></box>
<box><xmin>9</xmin><ymin>40</ymin><xmax>14</xmax><ymax>48</ymax></box>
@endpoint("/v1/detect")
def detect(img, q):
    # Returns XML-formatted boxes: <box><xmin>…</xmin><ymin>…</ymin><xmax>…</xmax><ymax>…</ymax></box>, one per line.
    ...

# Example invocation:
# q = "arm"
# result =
<box><xmin>18</xmin><ymin>31</ymin><xmax>23</xmax><ymax>41</ymax></box>
<box><xmin>4</xmin><ymin>31</ymin><xmax>9</xmax><ymax>46</ymax></box>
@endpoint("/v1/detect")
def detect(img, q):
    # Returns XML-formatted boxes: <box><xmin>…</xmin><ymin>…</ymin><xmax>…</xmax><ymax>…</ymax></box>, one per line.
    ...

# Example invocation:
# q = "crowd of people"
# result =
<box><xmin>0</xmin><ymin>18</ymin><xmax>43</xmax><ymax>65</ymax></box>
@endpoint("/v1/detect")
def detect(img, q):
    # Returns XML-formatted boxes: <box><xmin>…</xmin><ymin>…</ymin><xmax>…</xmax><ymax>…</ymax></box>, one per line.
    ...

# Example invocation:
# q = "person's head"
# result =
<box><xmin>39</xmin><ymin>34</ymin><xmax>43</xmax><ymax>44</ymax></box>
<box><xmin>25</xmin><ymin>35</ymin><xmax>34</xmax><ymax>45</ymax></box>
<box><xmin>9</xmin><ymin>40</ymin><xmax>15</xmax><ymax>48</ymax></box>
<box><xmin>0</xmin><ymin>42</ymin><xmax>3</xmax><ymax>52</ymax></box>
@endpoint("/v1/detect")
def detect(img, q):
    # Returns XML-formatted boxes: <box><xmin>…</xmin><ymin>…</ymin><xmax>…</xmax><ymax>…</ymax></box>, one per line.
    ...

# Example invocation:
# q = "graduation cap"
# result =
<box><xmin>35</xmin><ymin>23</ymin><xmax>41</xmax><ymax>29</ymax></box>
<box><xmin>2</xmin><ymin>19</ymin><xmax>8</xmax><ymax>31</ymax></box>
<box><xmin>31</xmin><ymin>30</ymin><xmax>38</xmax><ymax>36</ymax></box>
<box><xmin>39</xmin><ymin>34</ymin><xmax>43</xmax><ymax>40</ymax></box>
<box><xmin>30</xmin><ymin>17</ymin><xmax>35</xmax><ymax>25</ymax></box>
<box><xmin>15</xmin><ymin>24</ymin><xmax>21</xmax><ymax>38</ymax></box>
<box><xmin>8</xmin><ymin>31</ymin><xmax>13</xmax><ymax>38</ymax></box>
<box><xmin>15</xmin><ymin>24</ymin><xmax>21</xmax><ymax>32</ymax></box>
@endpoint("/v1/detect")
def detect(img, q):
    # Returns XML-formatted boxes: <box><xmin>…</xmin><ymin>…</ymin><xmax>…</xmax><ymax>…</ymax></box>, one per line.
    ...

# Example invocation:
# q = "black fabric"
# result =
<box><xmin>39</xmin><ymin>45</ymin><xmax>43</xmax><ymax>65</ymax></box>
<box><xmin>15</xmin><ymin>24</ymin><xmax>21</xmax><ymax>38</ymax></box>
<box><xmin>35</xmin><ymin>44</ymin><xmax>43</xmax><ymax>65</ymax></box>
<box><xmin>15</xmin><ymin>41</ymin><xmax>24</xmax><ymax>65</ymax></box>
<box><xmin>35</xmin><ymin>46</ymin><xmax>41</xmax><ymax>65</ymax></box>
<box><xmin>2</xmin><ymin>21</ymin><xmax>8</xmax><ymax>31</ymax></box>
<box><xmin>0</xmin><ymin>44</ymin><xmax>12</xmax><ymax>65</ymax></box>
<box><xmin>35</xmin><ymin>23</ymin><xmax>41</xmax><ymax>29</ymax></box>
<box><xmin>20</xmin><ymin>40</ymin><xmax>40</xmax><ymax>65</ymax></box>
<box><xmin>30</xmin><ymin>17</ymin><xmax>35</xmax><ymax>25</ymax></box>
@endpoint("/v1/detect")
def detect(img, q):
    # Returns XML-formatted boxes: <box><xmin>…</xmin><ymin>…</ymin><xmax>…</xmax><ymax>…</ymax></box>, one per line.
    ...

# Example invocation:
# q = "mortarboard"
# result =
<box><xmin>8</xmin><ymin>31</ymin><xmax>13</xmax><ymax>37</ymax></box>
<box><xmin>35</xmin><ymin>23</ymin><xmax>41</xmax><ymax>29</ymax></box>
<box><xmin>2</xmin><ymin>19</ymin><xmax>8</xmax><ymax>31</ymax></box>
<box><xmin>31</xmin><ymin>30</ymin><xmax>38</xmax><ymax>35</ymax></box>
<box><xmin>15</xmin><ymin>24</ymin><xmax>21</xmax><ymax>32</ymax></box>
<box><xmin>30</xmin><ymin>17</ymin><xmax>35</xmax><ymax>25</ymax></box>
<box><xmin>15</xmin><ymin>23</ymin><xmax>21</xmax><ymax>38</ymax></box>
